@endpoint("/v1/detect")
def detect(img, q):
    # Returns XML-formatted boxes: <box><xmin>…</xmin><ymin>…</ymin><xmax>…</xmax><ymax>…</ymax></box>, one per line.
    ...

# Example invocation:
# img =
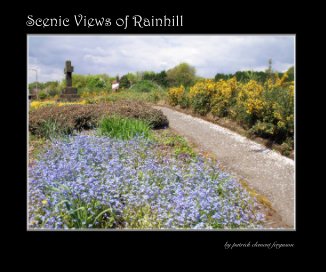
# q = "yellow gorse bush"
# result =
<box><xmin>238</xmin><ymin>80</ymin><xmax>265</xmax><ymax>116</ymax></box>
<box><xmin>167</xmin><ymin>85</ymin><xmax>186</xmax><ymax>106</ymax></box>
<box><xmin>265</xmin><ymin>72</ymin><xmax>291</xmax><ymax>89</ymax></box>
<box><xmin>189</xmin><ymin>79</ymin><xmax>217</xmax><ymax>98</ymax></box>
<box><xmin>211</xmin><ymin>77</ymin><xmax>238</xmax><ymax>117</ymax></box>
<box><xmin>167</xmin><ymin>76</ymin><xmax>294</xmax><ymax>145</ymax></box>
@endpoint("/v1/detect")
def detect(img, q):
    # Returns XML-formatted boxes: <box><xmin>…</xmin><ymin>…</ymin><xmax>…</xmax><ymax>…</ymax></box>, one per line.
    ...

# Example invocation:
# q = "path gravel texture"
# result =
<box><xmin>154</xmin><ymin>106</ymin><xmax>295</xmax><ymax>228</ymax></box>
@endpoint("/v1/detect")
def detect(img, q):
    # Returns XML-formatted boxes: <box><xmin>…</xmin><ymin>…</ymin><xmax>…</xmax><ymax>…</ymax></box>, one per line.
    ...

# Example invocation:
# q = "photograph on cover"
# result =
<box><xmin>27</xmin><ymin>35</ymin><xmax>295</xmax><ymax>230</ymax></box>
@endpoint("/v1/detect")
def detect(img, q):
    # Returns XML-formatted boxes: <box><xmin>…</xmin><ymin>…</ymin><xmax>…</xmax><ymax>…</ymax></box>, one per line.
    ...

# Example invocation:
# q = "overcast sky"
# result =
<box><xmin>28</xmin><ymin>35</ymin><xmax>295</xmax><ymax>83</ymax></box>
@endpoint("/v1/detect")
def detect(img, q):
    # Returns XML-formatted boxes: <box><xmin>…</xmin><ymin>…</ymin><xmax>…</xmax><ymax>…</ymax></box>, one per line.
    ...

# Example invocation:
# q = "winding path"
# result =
<box><xmin>154</xmin><ymin>106</ymin><xmax>295</xmax><ymax>228</ymax></box>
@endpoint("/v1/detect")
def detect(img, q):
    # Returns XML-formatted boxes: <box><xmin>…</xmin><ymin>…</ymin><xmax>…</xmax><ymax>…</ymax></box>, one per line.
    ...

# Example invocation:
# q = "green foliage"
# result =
<box><xmin>235</xmin><ymin>71</ymin><xmax>269</xmax><ymax>83</ymax></box>
<box><xmin>129</xmin><ymin>80</ymin><xmax>161</xmax><ymax>93</ymax></box>
<box><xmin>214</xmin><ymin>70</ymin><xmax>294</xmax><ymax>84</ymax></box>
<box><xmin>154</xmin><ymin>130</ymin><xmax>195</xmax><ymax>159</ymax></box>
<box><xmin>141</xmin><ymin>71</ymin><xmax>168</xmax><ymax>87</ymax></box>
<box><xmin>179</xmin><ymin>94</ymin><xmax>190</xmax><ymax>109</ymax></box>
<box><xmin>166</xmin><ymin>63</ymin><xmax>196</xmax><ymax>87</ymax></box>
<box><xmin>87</xmin><ymin>89</ymin><xmax>167</xmax><ymax>105</ymax></box>
<box><xmin>143</xmin><ymin>71</ymin><xmax>157</xmax><ymax>81</ymax></box>
<box><xmin>155</xmin><ymin>71</ymin><xmax>169</xmax><ymax>87</ymax></box>
<box><xmin>87</xmin><ymin>75</ymin><xmax>107</xmax><ymax>89</ymax></box>
<box><xmin>215</xmin><ymin>73</ymin><xmax>233</xmax><ymax>81</ymax></box>
<box><xmin>286</xmin><ymin>66</ymin><xmax>294</xmax><ymax>81</ymax></box>
<box><xmin>38</xmin><ymin>91</ymin><xmax>48</xmax><ymax>100</ymax></box>
<box><xmin>71</xmin><ymin>74</ymin><xmax>111</xmax><ymax>93</ymax></box>
<box><xmin>38</xmin><ymin>119</ymin><xmax>71</xmax><ymax>139</ymax></box>
<box><xmin>98</xmin><ymin>116</ymin><xmax>152</xmax><ymax>140</ymax></box>
<box><xmin>249</xmin><ymin>121</ymin><xmax>275</xmax><ymax>138</ymax></box>
<box><xmin>191</xmin><ymin>92</ymin><xmax>212</xmax><ymax>115</ymax></box>
<box><xmin>119</xmin><ymin>75</ymin><xmax>131</xmax><ymax>88</ymax></box>
<box><xmin>48</xmin><ymin>89</ymin><xmax>60</xmax><ymax>97</ymax></box>
<box><xmin>148</xmin><ymin>90</ymin><xmax>163</xmax><ymax>103</ymax></box>
<box><xmin>125</xmin><ymin>73</ymin><xmax>137</xmax><ymax>85</ymax></box>
<box><xmin>261</xmin><ymin>86</ymin><xmax>294</xmax><ymax>142</ymax></box>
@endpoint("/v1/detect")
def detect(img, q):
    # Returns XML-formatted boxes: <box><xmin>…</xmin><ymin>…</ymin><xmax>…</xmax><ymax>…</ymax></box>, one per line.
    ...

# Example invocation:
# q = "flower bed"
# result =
<box><xmin>29</xmin><ymin>135</ymin><xmax>264</xmax><ymax>229</ymax></box>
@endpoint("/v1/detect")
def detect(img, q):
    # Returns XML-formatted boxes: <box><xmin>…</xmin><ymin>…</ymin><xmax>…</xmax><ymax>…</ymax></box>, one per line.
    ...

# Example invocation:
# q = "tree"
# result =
<box><xmin>286</xmin><ymin>66</ymin><xmax>294</xmax><ymax>81</ymax></box>
<box><xmin>155</xmin><ymin>71</ymin><xmax>168</xmax><ymax>87</ymax></box>
<box><xmin>166</xmin><ymin>63</ymin><xmax>196</xmax><ymax>87</ymax></box>
<box><xmin>119</xmin><ymin>75</ymin><xmax>131</xmax><ymax>89</ymax></box>
<box><xmin>214</xmin><ymin>73</ymin><xmax>232</xmax><ymax>81</ymax></box>
<box><xmin>143</xmin><ymin>71</ymin><xmax>157</xmax><ymax>81</ymax></box>
<box><xmin>125</xmin><ymin>73</ymin><xmax>137</xmax><ymax>85</ymax></box>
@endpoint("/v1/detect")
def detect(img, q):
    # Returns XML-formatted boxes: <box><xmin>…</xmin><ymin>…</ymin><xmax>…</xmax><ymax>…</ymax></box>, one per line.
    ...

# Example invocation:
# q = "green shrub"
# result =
<box><xmin>279</xmin><ymin>141</ymin><xmax>292</xmax><ymax>157</ymax></box>
<box><xmin>119</xmin><ymin>75</ymin><xmax>131</xmax><ymax>89</ymax></box>
<box><xmin>129</xmin><ymin>80</ymin><xmax>160</xmax><ymax>93</ymax></box>
<box><xmin>98</xmin><ymin>116</ymin><xmax>152</xmax><ymax>140</ymax></box>
<box><xmin>179</xmin><ymin>94</ymin><xmax>190</xmax><ymax>109</ymax></box>
<box><xmin>148</xmin><ymin>90</ymin><xmax>166</xmax><ymax>103</ymax></box>
<box><xmin>48</xmin><ymin>89</ymin><xmax>60</xmax><ymax>97</ymax></box>
<box><xmin>249</xmin><ymin>121</ymin><xmax>275</xmax><ymax>138</ymax></box>
<box><xmin>191</xmin><ymin>92</ymin><xmax>211</xmax><ymax>115</ymax></box>
<box><xmin>38</xmin><ymin>91</ymin><xmax>48</xmax><ymax>100</ymax></box>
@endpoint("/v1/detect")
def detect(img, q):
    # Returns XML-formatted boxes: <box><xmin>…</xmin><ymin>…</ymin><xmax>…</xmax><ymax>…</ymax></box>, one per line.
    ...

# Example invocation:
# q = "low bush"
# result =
<box><xmin>29</xmin><ymin>101</ymin><xmax>169</xmax><ymax>138</ymax></box>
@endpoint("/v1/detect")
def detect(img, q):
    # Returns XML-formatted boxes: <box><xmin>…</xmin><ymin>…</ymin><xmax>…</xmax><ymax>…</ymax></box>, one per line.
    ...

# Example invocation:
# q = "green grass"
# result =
<box><xmin>154</xmin><ymin>129</ymin><xmax>196</xmax><ymax>159</ymax></box>
<box><xmin>98</xmin><ymin>116</ymin><xmax>152</xmax><ymax>140</ymax></box>
<box><xmin>38</xmin><ymin>119</ymin><xmax>72</xmax><ymax>139</ymax></box>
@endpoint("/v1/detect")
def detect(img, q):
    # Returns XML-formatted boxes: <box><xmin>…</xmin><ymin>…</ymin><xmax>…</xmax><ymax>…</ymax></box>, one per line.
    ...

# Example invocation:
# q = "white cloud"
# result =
<box><xmin>28</xmin><ymin>35</ymin><xmax>295</xmax><ymax>83</ymax></box>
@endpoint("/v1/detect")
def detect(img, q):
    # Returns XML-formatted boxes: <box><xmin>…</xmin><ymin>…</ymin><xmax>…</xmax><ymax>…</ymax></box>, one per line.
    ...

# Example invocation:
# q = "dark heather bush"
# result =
<box><xmin>29</xmin><ymin>101</ymin><xmax>168</xmax><ymax>137</ymax></box>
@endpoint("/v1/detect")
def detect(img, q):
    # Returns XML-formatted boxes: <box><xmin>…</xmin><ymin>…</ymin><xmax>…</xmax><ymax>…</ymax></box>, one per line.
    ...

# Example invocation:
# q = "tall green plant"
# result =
<box><xmin>98</xmin><ymin>116</ymin><xmax>152</xmax><ymax>140</ymax></box>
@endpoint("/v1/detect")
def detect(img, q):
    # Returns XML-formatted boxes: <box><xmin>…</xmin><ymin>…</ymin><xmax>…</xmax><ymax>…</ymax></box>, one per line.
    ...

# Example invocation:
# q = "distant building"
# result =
<box><xmin>112</xmin><ymin>80</ymin><xmax>120</xmax><ymax>91</ymax></box>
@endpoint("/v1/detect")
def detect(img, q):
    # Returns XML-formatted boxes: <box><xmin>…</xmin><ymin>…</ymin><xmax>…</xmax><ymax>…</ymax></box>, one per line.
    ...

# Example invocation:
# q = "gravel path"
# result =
<box><xmin>154</xmin><ymin>106</ymin><xmax>295</xmax><ymax>228</ymax></box>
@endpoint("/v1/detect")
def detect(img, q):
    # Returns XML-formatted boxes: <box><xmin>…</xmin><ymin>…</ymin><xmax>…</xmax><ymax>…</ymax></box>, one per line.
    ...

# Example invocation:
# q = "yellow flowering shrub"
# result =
<box><xmin>167</xmin><ymin>86</ymin><xmax>186</xmax><ymax>106</ymax></box>
<box><xmin>237</xmin><ymin>80</ymin><xmax>265</xmax><ymax>118</ymax></box>
<box><xmin>189</xmin><ymin>79</ymin><xmax>218</xmax><ymax>98</ymax></box>
<box><xmin>265</xmin><ymin>72</ymin><xmax>290</xmax><ymax>89</ymax></box>
<box><xmin>188</xmin><ymin>80</ymin><xmax>219</xmax><ymax>115</ymax></box>
<box><xmin>211</xmin><ymin>77</ymin><xmax>238</xmax><ymax>117</ymax></box>
<box><xmin>166</xmin><ymin>75</ymin><xmax>294</xmax><ymax>148</ymax></box>
<box><xmin>250</xmin><ymin>81</ymin><xmax>294</xmax><ymax>141</ymax></box>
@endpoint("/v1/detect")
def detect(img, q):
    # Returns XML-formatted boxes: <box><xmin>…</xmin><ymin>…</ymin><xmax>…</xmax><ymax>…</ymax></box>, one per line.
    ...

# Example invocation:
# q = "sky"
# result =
<box><xmin>28</xmin><ymin>35</ymin><xmax>295</xmax><ymax>83</ymax></box>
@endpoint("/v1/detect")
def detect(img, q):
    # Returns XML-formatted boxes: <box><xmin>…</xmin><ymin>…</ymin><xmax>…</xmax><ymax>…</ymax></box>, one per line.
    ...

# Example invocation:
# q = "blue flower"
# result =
<box><xmin>29</xmin><ymin>135</ymin><xmax>264</xmax><ymax>229</ymax></box>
